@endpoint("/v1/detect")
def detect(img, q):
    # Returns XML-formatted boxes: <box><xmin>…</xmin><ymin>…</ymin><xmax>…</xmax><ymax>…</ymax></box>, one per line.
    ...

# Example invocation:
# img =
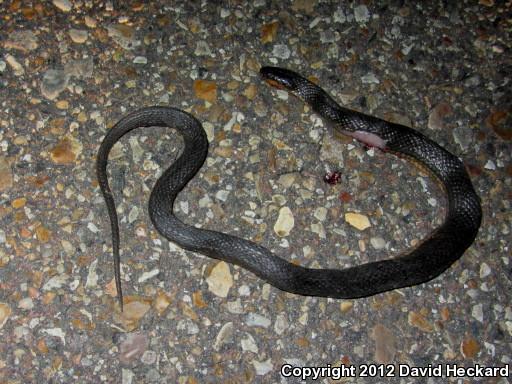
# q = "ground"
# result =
<box><xmin>0</xmin><ymin>1</ymin><xmax>510</xmax><ymax>383</ymax></box>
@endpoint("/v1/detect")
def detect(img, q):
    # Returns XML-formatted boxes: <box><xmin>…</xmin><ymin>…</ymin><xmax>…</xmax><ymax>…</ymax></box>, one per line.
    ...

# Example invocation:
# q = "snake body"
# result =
<box><xmin>97</xmin><ymin>67</ymin><xmax>481</xmax><ymax>310</ymax></box>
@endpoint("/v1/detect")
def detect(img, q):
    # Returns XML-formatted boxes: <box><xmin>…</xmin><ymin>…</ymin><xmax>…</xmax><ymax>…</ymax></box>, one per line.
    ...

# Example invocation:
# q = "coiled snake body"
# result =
<box><xmin>97</xmin><ymin>67</ymin><xmax>482</xmax><ymax>310</ymax></box>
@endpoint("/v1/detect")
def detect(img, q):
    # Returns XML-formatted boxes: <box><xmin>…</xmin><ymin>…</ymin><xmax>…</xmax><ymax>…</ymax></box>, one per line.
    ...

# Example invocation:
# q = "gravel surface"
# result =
<box><xmin>0</xmin><ymin>1</ymin><xmax>510</xmax><ymax>383</ymax></box>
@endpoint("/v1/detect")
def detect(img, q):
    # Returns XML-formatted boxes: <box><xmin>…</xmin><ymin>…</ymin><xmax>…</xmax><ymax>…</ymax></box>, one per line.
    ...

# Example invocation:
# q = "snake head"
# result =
<box><xmin>260</xmin><ymin>66</ymin><xmax>306</xmax><ymax>92</ymax></box>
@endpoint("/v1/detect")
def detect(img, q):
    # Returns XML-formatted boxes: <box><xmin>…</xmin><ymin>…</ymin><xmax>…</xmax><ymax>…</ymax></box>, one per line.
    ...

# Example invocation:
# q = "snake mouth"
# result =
<box><xmin>262</xmin><ymin>78</ymin><xmax>288</xmax><ymax>90</ymax></box>
<box><xmin>260</xmin><ymin>66</ymin><xmax>299</xmax><ymax>91</ymax></box>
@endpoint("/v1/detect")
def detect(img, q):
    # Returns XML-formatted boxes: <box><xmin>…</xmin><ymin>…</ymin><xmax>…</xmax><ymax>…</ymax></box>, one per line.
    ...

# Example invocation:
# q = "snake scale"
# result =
<box><xmin>96</xmin><ymin>66</ymin><xmax>482</xmax><ymax>310</ymax></box>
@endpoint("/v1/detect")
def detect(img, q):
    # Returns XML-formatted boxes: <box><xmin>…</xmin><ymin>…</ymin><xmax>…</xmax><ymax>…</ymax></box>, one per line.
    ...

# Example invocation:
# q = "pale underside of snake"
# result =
<box><xmin>96</xmin><ymin>66</ymin><xmax>482</xmax><ymax>311</ymax></box>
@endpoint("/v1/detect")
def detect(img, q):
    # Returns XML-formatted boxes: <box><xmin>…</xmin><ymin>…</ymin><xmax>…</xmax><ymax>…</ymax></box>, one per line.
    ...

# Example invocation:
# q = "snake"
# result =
<box><xmin>96</xmin><ymin>66</ymin><xmax>482</xmax><ymax>311</ymax></box>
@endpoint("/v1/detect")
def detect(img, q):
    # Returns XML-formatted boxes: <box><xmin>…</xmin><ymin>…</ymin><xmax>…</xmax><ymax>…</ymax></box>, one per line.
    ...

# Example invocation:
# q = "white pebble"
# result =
<box><xmin>361</xmin><ymin>72</ymin><xmax>380</xmax><ymax>84</ymax></box>
<box><xmin>246</xmin><ymin>313</ymin><xmax>271</xmax><ymax>328</ymax></box>
<box><xmin>272</xmin><ymin>44</ymin><xmax>291</xmax><ymax>59</ymax></box>
<box><xmin>194</xmin><ymin>41</ymin><xmax>212</xmax><ymax>56</ymax></box>
<box><xmin>18</xmin><ymin>298</ymin><xmax>34</xmax><ymax>310</ymax></box>
<box><xmin>479</xmin><ymin>262</ymin><xmax>491</xmax><ymax>278</ymax></box>
<box><xmin>138</xmin><ymin>269</ymin><xmax>160</xmax><ymax>283</ymax></box>
<box><xmin>141</xmin><ymin>350</ymin><xmax>157</xmax><ymax>365</ymax></box>
<box><xmin>354</xmin><ymin>5</ymin><xmax>370</xmax><ymax>23</ymax></box>
<box><xmin>274</xmin><ymin>207</ymin><xmax>294</xmax><ymax>237</ymax></box>
<box><xmin>41</xmin><ymin>327</ymin><xmax>66</xmax><ymax>345</ymax></box>
<box><xmin>226</xmin><ymin>299</ymin><xmax>243</xmax><ymax>314</ymax></box>
<box><xmin>472</xmin><ymin>304</ymin><xmax>484</xmax><ymax>323</ymax></box>
<box><xmin>238</xmin><ymin>285</ymin><xmax>250</xmax><ymax>296</ymax></box>
<box><xmin>179</xmin><ymin>201</ymin><xmax>189</xmax><ymax>215</ymax></box>
<box><xmin>484</xmin><ymin>160</ymin><xmax>496</xmax><ymax>170</ymax></box>
<box><xmin>215</xmin><ymin>190</ymin><xmax>230</xmax><ymax>202</ymax></box>
<box><xmin>213</xmin><ymin>322</ymin><xmax>234</xmax><ymax>350</ymax></box>
<box><xmin>5</xmin><ymin>54</ymin><xmax>24</xmax><ymax>76</ymax></box>
<box><xmin>53</xmin><ymin>0</ymin><xmax>72</xmax><ymax>12</ymax></box>
<box><xmin>311</xmin><ymin>222</ymin><xmax>326</xmax><ymax>239</ymax></box>
<box><xmin>84</xmin><ymin>16</ymin><xmax>97</xmax><ymax>28</ymax></box>
<box><xmin>252</xmin><ymin>358</ymin><xmax>273</xmax><ymax>375</ymax></box>
<box><xmin>274</xmin><ymin>313</ymin><xmax>288</xmax><ymax>335</ymax></box>
<box><xmin>128</xmin><ymin>206</ymin><xmax>139</xmax><ymax>223</ymax></box>
<box><xmin>133</xmin><ymin>56</ymin><xmax>148</xmax><ymax>64</ymax></box>
<box><xmin>427</xmin><ymin>198</ymin><xmax>437</xmax><ymax>207</ymax></box>
<box><xmin>69</xmin><ymin>29</ymin><xmax>88</xmax><ymax>43</ymax></box>
<box><xmin>206</xmin><ymin>261</ymin><xmax>233</xmax><ymax>297</ymax></box>
<box><xmin>87</xmin><ymin>222</ymin><xmax>99</xmax><ymax>233</ymax></box>
<box><xmin>241</xmin><ymin>333</ymin><xmax>258</xmax><ymax>353</ymax></box>
<box><xmin>43</xmin><ymin>274</ymin><xmax>68</xmax><ymax>290</ymax></box>
<box><xmin>370</xmin><ymin>237</ymin><xmax>386</xmax><ymax>250</ymax></box>
<box><xmin>314</xmin><ymin>207</ymin><xmax>327</xmax><ymax>221</ymax></box>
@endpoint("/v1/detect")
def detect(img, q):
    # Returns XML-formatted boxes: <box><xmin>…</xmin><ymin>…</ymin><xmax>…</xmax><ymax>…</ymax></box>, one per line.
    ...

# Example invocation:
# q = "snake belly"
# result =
<box><xmin>96</xmin><ymin>69</ymin><xmax>482</xmax><ymax>310</ymax></box>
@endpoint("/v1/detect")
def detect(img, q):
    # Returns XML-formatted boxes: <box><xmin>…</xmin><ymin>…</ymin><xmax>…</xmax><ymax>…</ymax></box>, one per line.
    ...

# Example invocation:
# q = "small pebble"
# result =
<box><xmin>69</xmin><ymin>29</ymin><xmax>88</xmax><ymax>43</ymax></box>
<box><xmin>0</xmin><ymin>303</ymin><xmax>12</xmax><ymax>329</ymax></box>
<box><xmin>133</xmin><ymin>56</ymin><xmax>148</xmax><ymax>64</ymax></box>
<box><xmin>484</xmin><ymin>160</ymin><xmax>496</xmax><ymax>170</ymax></box>
<box><xmin>460</xmin><ymin>337</ymin><xmax>480</xmax><ymax>359</ymax></box>
<box><xmin>370</xmin><ymin>237</ymin><xmax>386</xmax><ymax>249</ymax></box>
<box><xmin>43</xmin><ymin>274</ymin><xmax>68</xmax><ymax>290</ymax></box>
<box><xmin>371</xmin><ymin>324</ymin><xmax>396</xmax><ymax>363</ymax></box>
<box><xmin>311</xmin><ymin>222</ymin><xmax>326</xmax><ymax>239</ymax></box>
<box><xmin>408</xmin><ymin>311</ymin><xmax>433</xmax><ymax>332</ymax></box>
<box><xmin>0</xmin><ymin>157</ymin><xmax>13</xmax><ymax>192</ymax></box>
<box><xmin>361</xmin><ymin>72</ymin><xmax>380</xmax><ymax>84</ymax></box>
<box><xmin>206</xmin><ymin>261</ymin><xmax>233</xmax><ymax>297</ymax></box>
<box><xmin>479</xmin><ymin>263</ymin><xmax>491</xmax><ymax>278</ymax></box>
<box><xmin>4</xmin><ymin>30</ymin><xmax>38</xmax><ymax>52</ymax></box>
<box><xmin>84</xmin><ymin>16</ymin><xmax>97</xmax><ymax>28</ymax></box>
<box><xmin>215</xmin><ymin>190</ymin><xmax>230</xmax><ymax>202</ymax></box>
<box><xmin>252</xmin><ymin>358</ymin><xmax>273</xmax><ymax>375</ymax></box>
<box><xmin>50</xmin><ymin>137</ymin><xmax>82</xmax><ymax>164</ymax></box>
<box><xmin>354</xmin><ymin>4</ymin><xmax>370</xmax><ymax>23</ymax></box>
<box><xmin>241</xmin><ymin>333</ymin><xmax>258</xmax><ymax>353</ymax></box>
<box><xmin>274</xmin><ymin>314</ymin><xmax>288</xmax><ymax>335</ymax></box>
<box><xmin>272</xmin><ymin>44</ymin><xmax>291</xmax><ymax>59</ymax></box>
<box><xmin>120</xmin><ymin>333</ymin><xmax>148</xmax><ymax>364</ymax></box>
<box><xmin>53</xmin><ymin>0</ymin><xmax>72</xmax><ymax>12</ymax></box>
<box><xmin>472</xmin><ymin>304</ymin><xmax>484</xmax><ymax>323</ymax></box>
<box><xmin>5</xmin><ymin>54</ymin><xmax>24</xmax><ymax>76</ymax></box>
<box><xmin>41</xmin><ymin>69</ymin><xmax>70</xmax><ymax>100</ymax></box>
<box><xmin>345</xmin><ymin>212</ymin><xmax>371</xmax><ymax>230</ymax></box>
<box><xmin>194</xmin><ymin>41</ymin><xmax>212</xmax><ymax>56</ymax></box>
<box><xmin>274</xmin><ymin>207</ymin><xmax>294</xmax><ymax>237</ymax></box>
<box><xmin>56</xmin><ymin>100</ymin><xmax>69</xmax><ymax>109</ymax></box>
<box><xmin>194</xmin><ymin>79</ymin><xmax>217</xmax><ymax>102</ymax></box>
<box><xmin>85</xmin><ymin>260</ymin><xmax>98</xmax><ymax>288</ymax></box>
<box><xmin>340</xmin><ymin>301</ymin><xmax>353</xmax><ymax>313</ymax></box>
<box><xmin>141</xmin><ymin>350</ymin><xmax>157</xmax><ymax>365</ymax></box>
<box><xmin>213</xmin><ymin>322</ymin><xmax>234</xmax><ymax>350</ymax></box>
<box><xmin>246</xmin><ymin>313</ymin><xmax>271</xmax><ymax>328</ymax></box>
<box><xmin>41</xmin><ymin>328</ymin><xmax>66</xmax><ymax>345</ymax></box>
<box><xmin>137</xmin><ymin>269</ymin><xmax>159</xmax><ymax>283</ymax></box>
<box><xmin>261</xmin><ymin>21</ymin><xmax>278</xmax><ymax>43</ymax></box>
<box><xmin>314</xmin><ymin>207</ymin><xmax>327</xmax><ymax>221</ymax></box>
<box><xmin>428</xmin><ymin>103</ymin><xmax>453</xmax><ymax>130</ymax></box>
<box><xmin>120</xmin><ymin>300</ymin><xmax>151</xmax><ymax>331</ymax></box>
<box><xmin>153</xmin><ymin>292</ymin><xmax>171</xmax><ymax>315</ymax></box>
<box><xmin>122</xmin><ymin>369</ymin><xmax>135</xmax><ymax>384</ymax></box>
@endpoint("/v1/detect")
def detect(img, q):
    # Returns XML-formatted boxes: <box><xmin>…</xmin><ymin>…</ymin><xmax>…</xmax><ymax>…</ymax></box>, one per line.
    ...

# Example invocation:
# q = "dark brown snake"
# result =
<box><xmin>96</xmin><ymin>66</ymin><xmax>482</xmax><ymax>311</ymax></box>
